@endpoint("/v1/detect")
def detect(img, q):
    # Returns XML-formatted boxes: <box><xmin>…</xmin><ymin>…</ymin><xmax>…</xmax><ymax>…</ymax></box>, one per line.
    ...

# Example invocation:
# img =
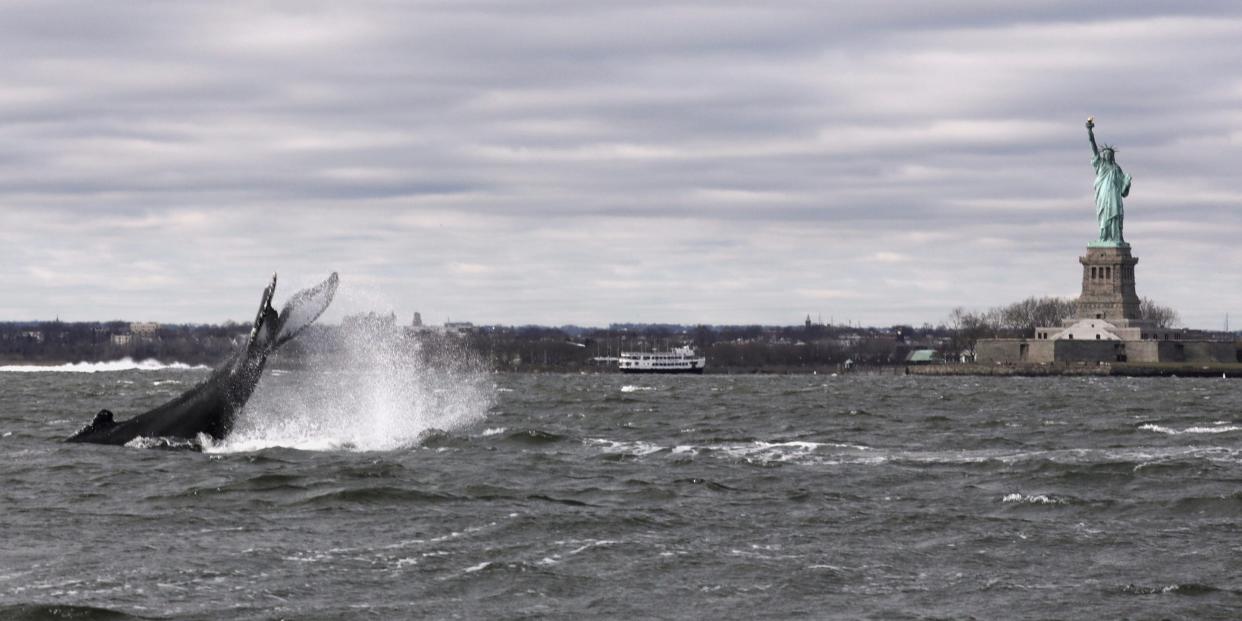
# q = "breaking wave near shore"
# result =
<box><xmin>0</xmin><ymin>357</ymin><xmax>208</xmax><ymax>373</ymax></box>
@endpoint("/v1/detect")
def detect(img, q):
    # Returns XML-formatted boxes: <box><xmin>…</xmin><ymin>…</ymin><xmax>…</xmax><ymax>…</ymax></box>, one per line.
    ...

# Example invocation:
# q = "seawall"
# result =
<box><xmin>907</xmin><ymin>363</ymin><xmax>1242</xmax><ymax>377</ymax></box>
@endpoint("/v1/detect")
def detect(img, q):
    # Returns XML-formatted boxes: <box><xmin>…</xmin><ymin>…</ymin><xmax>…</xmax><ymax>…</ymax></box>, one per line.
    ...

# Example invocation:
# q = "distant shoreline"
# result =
<box><xmin>7</xmin><ymin>356</ymin><xmax>1242</xmax><ymax>378</ymax></box>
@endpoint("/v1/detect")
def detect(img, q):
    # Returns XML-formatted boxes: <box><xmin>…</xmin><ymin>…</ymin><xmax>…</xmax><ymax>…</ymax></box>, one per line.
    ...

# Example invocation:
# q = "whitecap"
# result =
<box><xmin>585</xmin><ymin>438</ymin><xmax>666</xmax><ymax>456</ymax></box>
<box><xmin>716</xmin><ymin>440</ymin><xmax>873</xmax><ymax>464</ymax></box>
<box><xmin>620</xmin><ymin>385</ymin><xmax>655</xmax><ymax>393</ymax></box>
<box><xmin>590</xmin><ymin>438</ymin><xmax>873</xmax><ymax>464</ymax></box>
<box><xmin>1002</xmin><ymin>493</ymin><xmax>1064</xmax><ymax>505</ymax></box>
<box><xmin>1139</xmin><ymin>423</ymin><xmax>1242</xmax><ymax>435</ymax></box>
<box><xmin>566</xmin><ymin>539</ymin><xmax>618</xmax><ymax>556</ymax></box>
<box><xmin>481</xmin><ymin>427</ymin><xmax>507</xmax><ymax>436</ymax></box>
<box><xmin>125</xmin><ymin>434</ymin><xmax>207</xmax><ymax>450</ymax></box>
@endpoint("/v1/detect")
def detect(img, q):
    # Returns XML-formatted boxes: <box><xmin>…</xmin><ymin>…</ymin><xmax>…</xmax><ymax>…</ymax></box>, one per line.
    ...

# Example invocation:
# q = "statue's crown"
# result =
<box><xmin>1100</xmin><ymin>143</ymin><xmax>1117</xmax><ymax>153</ymax></box>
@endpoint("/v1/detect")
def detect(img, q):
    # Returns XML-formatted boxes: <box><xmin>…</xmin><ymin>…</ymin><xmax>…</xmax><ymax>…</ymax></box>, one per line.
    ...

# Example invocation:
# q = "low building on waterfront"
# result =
<box><xmin>904</xmin><ymin>349</ymin><xmax>940</xmax><ymax>364</ymax></box>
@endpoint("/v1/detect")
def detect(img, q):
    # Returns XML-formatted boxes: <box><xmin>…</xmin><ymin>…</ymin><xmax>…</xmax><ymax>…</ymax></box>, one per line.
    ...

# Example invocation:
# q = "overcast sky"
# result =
<box><xmin>2</xmin><ymin>1</ymin><xmax>1240</xmax><ymax>328</ymax></box>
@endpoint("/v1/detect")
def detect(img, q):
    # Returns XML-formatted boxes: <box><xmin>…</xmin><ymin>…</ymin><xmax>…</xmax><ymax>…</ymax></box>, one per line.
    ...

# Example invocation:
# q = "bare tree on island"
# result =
<box><xmin>1138</xmin><ymin>298</ymin><xmax>1180</xmax><ymax>328</ymax></box>
<box><xmin>997</xmin><ymin>297</ymin><xmax>1078</xmax><ymax>333</ymax></box>
<box><xmin>947</xmin><ymin>307</ymin><xmax>986</xmax><ymax>353</ymax></box>
<box><xmin>948</xmin><ymin>295</ymin><xmax>1179</xmax><ymax>349</ymax></box>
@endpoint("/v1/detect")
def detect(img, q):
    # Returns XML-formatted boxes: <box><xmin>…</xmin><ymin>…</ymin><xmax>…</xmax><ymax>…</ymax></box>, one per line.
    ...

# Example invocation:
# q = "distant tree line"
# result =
<box><xmin>0</xmin><ymin>321</ymin><xmax>247</xmax><ymax>365</ymax></box>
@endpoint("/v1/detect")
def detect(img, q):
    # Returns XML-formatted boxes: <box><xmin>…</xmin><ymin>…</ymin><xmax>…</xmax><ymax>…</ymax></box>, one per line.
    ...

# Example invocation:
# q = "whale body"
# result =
<box><xmin>66</xmin><ymin>272</ymin><xmax>338</xmax><ymax>446</ymax></box>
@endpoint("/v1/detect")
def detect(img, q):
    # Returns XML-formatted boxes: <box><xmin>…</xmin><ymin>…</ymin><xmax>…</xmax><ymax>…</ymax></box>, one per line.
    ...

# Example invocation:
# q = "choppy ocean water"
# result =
<box><xmin>1</xmin><ymin>366</ymin><xmax>1241</xmax><ymax>619</ymax></box>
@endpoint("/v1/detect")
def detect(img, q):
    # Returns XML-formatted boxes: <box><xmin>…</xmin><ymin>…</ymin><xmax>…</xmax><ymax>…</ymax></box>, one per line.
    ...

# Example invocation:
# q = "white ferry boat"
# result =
<box><xmin>618</xmin><ymin>346</ymin><xmax>706</xmax><ymax>374</ymax></box>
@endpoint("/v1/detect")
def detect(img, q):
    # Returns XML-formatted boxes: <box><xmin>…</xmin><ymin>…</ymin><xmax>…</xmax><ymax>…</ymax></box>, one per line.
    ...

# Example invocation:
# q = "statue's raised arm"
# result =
<box><xmin>1086</xmin><ymin>116</ymin><xmax>1099</xmax><ymax>157</ymax></box>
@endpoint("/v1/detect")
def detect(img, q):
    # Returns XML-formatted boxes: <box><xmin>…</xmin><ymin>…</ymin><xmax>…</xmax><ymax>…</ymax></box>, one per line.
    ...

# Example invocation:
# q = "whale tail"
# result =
<box><xmin>275</xmin><ymin>272</ymin><xmax>339</xmax><ymax>348</ymax></box>
<box><xmin>243</xmin><ymin>272</ymin><xmax>338</xmax><ymax>354</ymax></box>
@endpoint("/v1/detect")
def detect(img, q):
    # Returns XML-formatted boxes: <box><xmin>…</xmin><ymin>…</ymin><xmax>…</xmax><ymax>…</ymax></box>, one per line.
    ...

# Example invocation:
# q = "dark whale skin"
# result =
<box><xmin>66</xmin><ymin>273</ymin><xmax>337</xmax><ymax>446</ymax></box>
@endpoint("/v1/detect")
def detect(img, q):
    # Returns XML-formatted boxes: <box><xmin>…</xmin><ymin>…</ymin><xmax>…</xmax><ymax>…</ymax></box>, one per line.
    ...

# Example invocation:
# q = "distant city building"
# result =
<box><xmin>20</xmin><ymin>330</ymin><xmax>44</xmax><ymax>343</ymax></box>
<box><xmin>412</xmin><ymin>312</ymin><xmax>423</xmax><ymax>327</ymax></box>
<box><xmin>111</xmin><ymin>333</ymin><xmax>132</xmax><ymax>346</ymax></box>
<box><xmin>130</xmin><ymin>322</ymin><xmax>159</xmax><ymax>336</ymax></box>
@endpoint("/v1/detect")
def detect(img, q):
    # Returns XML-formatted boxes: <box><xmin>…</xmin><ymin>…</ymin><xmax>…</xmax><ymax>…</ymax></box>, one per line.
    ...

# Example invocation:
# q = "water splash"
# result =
<box><xmin>213</xmin><ymin>322</ymin><xmax>494</xmax><ymax>453</ymax></box>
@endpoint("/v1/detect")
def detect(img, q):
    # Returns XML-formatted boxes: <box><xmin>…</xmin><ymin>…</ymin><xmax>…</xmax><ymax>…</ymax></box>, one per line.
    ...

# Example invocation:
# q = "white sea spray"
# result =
<box><xmin>213</xmin><ymin>320</ymin><xmax>494</xmax><ymax>453</ymax></box>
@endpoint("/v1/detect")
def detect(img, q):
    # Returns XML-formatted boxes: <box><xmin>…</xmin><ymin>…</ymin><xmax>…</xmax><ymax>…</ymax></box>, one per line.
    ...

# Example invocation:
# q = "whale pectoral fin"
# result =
<box><xmin>66</xmin><ymin>409</ymin><xmax>118</xmax><ymax>441</ymax></box>
<box><xmin>90</xmin><ymin>409</ymin><xmax>116</xmax><ymax>429</ymax></box>
<box><xmin>274</xmin><ymin>272</ymin><xmax>339</xmax><ymax>347</ymax></box>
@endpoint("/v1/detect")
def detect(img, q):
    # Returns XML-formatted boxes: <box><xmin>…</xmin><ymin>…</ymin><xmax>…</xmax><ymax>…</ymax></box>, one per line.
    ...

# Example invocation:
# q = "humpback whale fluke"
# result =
<box><xmin>66</xmin><ymin>272</ymin><xmax>339</xmax><ymax>446</ymax></box>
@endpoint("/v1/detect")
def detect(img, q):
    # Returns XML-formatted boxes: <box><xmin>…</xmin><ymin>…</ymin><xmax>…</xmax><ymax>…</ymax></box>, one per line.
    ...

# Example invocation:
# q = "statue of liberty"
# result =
<box><xmin>1085</xmin><ymin>117</ymin><xmax>1131</xmax><ymax>246</ymax></box>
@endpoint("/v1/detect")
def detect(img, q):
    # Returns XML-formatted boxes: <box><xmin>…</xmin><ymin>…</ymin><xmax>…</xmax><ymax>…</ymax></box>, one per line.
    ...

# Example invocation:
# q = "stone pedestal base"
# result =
<box><xmin>1077</xmin><ymin>245</ymin><xmax>1140</xmax><ymax>322</ymax></box>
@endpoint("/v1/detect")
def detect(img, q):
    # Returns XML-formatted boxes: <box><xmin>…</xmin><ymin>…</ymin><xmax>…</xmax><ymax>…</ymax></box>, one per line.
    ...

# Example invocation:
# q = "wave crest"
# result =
<box><xmin>1139</xmin><ymin>423</ymin><xmax>1242</xmax><ymax>435</ymax></box>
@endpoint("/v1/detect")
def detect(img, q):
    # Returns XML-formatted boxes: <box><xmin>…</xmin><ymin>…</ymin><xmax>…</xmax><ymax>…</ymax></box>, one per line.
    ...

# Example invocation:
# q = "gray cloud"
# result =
<box><xmin>2</xmin><ymin>1</ymin><xmax>1241</xmax><ymax>327</ymax></box>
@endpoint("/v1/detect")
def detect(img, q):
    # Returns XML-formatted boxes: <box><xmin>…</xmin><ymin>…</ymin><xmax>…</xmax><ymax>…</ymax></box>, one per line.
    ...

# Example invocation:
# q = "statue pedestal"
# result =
<box><xmin>1076</xmin><ymin>245</ymin><xmax>1141</xmax><ymax>323</ymax></box>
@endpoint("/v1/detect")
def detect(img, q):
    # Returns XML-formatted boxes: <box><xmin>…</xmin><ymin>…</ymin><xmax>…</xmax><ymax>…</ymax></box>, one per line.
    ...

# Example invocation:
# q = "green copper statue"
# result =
<box><xmin>1086</xmin><ymin>117</ymin><xmax>1131</xmax><ymax>246</ymax></box>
